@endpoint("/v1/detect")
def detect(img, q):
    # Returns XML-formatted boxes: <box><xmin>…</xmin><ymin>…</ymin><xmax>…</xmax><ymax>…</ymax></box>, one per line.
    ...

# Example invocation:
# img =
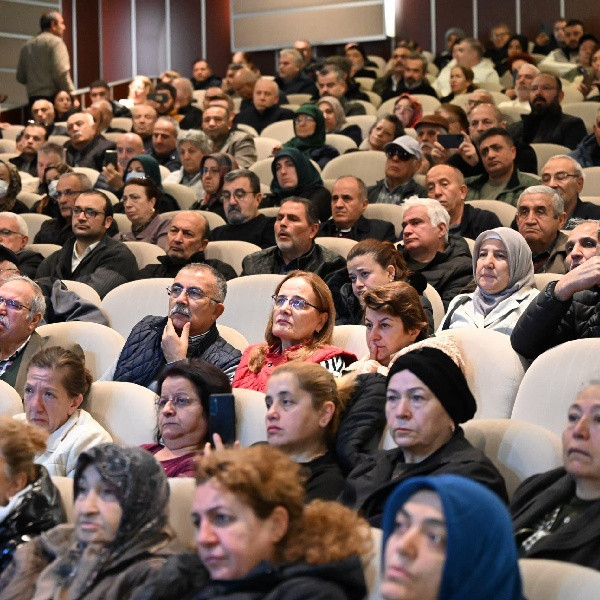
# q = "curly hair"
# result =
<box><xmin>196</xmin><ymin>446</ymin><xmax>372</xmax><ymax>564</ymax></box>
<box><xmin>247</xmin><ymin>271</ymin><xmax>335</xmax><ymax>373</ymax></box>
<box><xmin>0</xmin><ymin>417</ymin><xmax>47</xmax><ymax>483</ymax></box>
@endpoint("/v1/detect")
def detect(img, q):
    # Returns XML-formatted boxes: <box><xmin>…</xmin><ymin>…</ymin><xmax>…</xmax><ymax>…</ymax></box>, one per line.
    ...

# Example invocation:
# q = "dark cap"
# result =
<box><xmin>415</xmin><ymin>114</ymin><xmax>450</xmax><ymax>132</ymax></box>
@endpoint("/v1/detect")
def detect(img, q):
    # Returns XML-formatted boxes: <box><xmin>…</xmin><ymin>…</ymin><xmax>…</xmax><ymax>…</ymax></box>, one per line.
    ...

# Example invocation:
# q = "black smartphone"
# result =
<box><xmin>103</xmin><ymin>150</ymin><xmax>118</xmax><ymax>168</ymax></box>
<box><xmin>209</xmin><ymin>393</ymin><xmax>236</xmax><ymax>445</ymax></box>
<box><xmin>438</xmin><ymin>134</ymin><xmax>464</xmax><ymax>149</ymax></box>
<box><xmin>148</xmin><ymin>92</ymin><xmax>168</xmax><ymax>103</ymax></box>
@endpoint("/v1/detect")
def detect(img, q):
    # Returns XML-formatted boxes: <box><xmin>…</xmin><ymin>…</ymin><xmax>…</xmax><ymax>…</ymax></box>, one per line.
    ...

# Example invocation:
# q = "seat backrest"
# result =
<box><xmin>286</xmin><ymin>93</ymin><xmax>312</xmax><ymax>105</ymax></box>
<box><xmin>0</xmin><ymin>380</ymin><xmax>23</xmax><ymax>415</ymax></box>
<box><xmin>20</xmin><ymin>214</ymin><xmax>51</xmax><ymax>241</ymax></box>
<box><xmin>530</xmin><ymin>143</ymin><xmax>571</xmax><ymax>175</ymax></box>
<box><xmin>363</xmin><ymin>203</ymin><xmax>404</xmax><ymax>238</ymax></box>
<box><xmin>162</xmin><ymin>182</ymin><xmax>198</xmax><ymax>210</ymax></box>
<box><xmin>345</xmin><ymin>115</ymin><xmax>377</xmax><ymax>140</ymax></box>
<box><xmin>36</xmin><ymin>322</ymin><xmax>125</xmax><ymax>380</ymax></box>
<box><xmin>257</xmin><ymin>206</ymin><xmax>279</xmax><ymax>218</ymax></box>
<box><xmin>1</xmin><ymin>125</ymin><xmax>24</xmax><ymax>141</ymax></box>
<box><xmin>411</xmin><ymin>94</ymin><xmax>442</xmax><ymax>113</ymax></box>
<box><xmin>365</xmin><ymin>528</ymin><xmax>383</xmax><ymax>600</ymax></box>
<box><xmin>332</xmin><ymin>325</ymin><xmax>368</xmax><ymax>358</ymax></box>
<box><xmin>81</xmin><ymin>381</ymin><xmax>157</xmax><ymax>445</ymax></box>
<box><xmin>462</xmin><ymin>418</ymin><xmax>562</xmax><ymax>499</ymax></box>
<box><xmin>101</xmin><ymin>278</ymin><xmax>173</xmax><ymax>338</ymax></box>
<box><xmin>249</xmin><ymin>157</ymin><xmax>275</xmax><ymax>187</ymax></box>
<box><xmin>260</xmin><ymin>120</ymin><xmax>295</xmax><ymax>143</ymax></box>
<box><xmin>110</xmin><ymin>117</ymin><xmax>132</xmax><ymax>131</ymax></box>
<box><xmin>353</xmin><ymin>100</ymin><xmax>377</xmax><ymax>116</ymax></box>
<box><xmin>61</xmin><ymin>280</ymin><xmax>103</xmax><ymax>308</ymax></box>
<box><xmin>437</xmin><ymin>328</ymin><xmax>526</xmax><ymax>418</ymax></box>
<box><xmin>111</xmin><ymin>213</ymin><xmax>131</xmax><ymax>233</ymax></box>
<box><xmin>234</xmin><ymin>387</ymin><xmax>267</xmax><ymax>446</ymax></box>
<box><xmin>17</xmin><ymin>191</ymin><xmax>42</xmax><ymax>210</ymax></box>
<box><xmin>216</xmin><ymin>324</ymin><xmax>249</xmax><ymax>352</ymax></box>
<box><xmin>204</xmin><ymin>240</ymin><xmax>261</xmax><ymax>276</ymax></box>
<box><xmin>423</xmin><ymin>284</ymin><xmax>445</xmax><ymax>331</ymax></box>
<box><xmin>221</xmin><ymin>274</ymin><xmax>285</xmax><ymax>344</ymax></box>
<box><xmin>519</xmin><ymin>558</ymin><xmax>600</xmax><ymax>600</ymax></box>
<box><xmin>561</xmin><ymin>102</ymin><xmax>598</xmax><ymax>133</ymax></box>
<box><xmin>325</xmin><ymin>133</ymin><xmax>358</xmax><ymax>154</ymax></box>
<box><xmin>315</xmin><ymin>237</ymin><xmax>356</xmax><ymax>259</ymax></box>
<box><xmin>364</xmin><ymin>90</ymin><xmax>382</xmax><ymax>108</ymax></box>
<box><xmin>321</xmin><ymin>151</ymin><xmax>387</xmax><ymax>187</ymax></box>
<box><xmin>581</xmin><ymin>166</ymin><xmax>600</xmax><ymax>196</ymax></box>
<box><xmin>123</xmin><ymin>241</ymin><xmax>166</xmax><ymax>269</ymax></box>
<box><xmin>533</xmin><ymin>272</ymin><xmax>562</xmax><ymax>291</ymax></box>
<box><xmin>167</xmin><ymin>477</ymin><xmax>196</xmax><ymax>550</ymax></box>
<box><xmin>26</xmin><ymin>243</ymin><xmax>61</xmax><ymax>259</ymax></box>
<box><xmin>236</xmin><ymin>123</ymin><xmax>259</xmax><ymax>137</ymax></box>
<box><xmin>465</xmin><ymin>199</ymin><xmax>517</xmax><ymax>228</ymax></box>
<box><xmin>511</xmin><ymin>338</ymin><xmax>600</xmax><ymax>437</ymax></box>
<box><xmin>51</xmin><ymin>476</ymin><xmax>74</xmax><ymax>523</ymax></box>
<box><xmin>72</xmin><ymin>166</ymin><xmax>100</xmax><ymax>186</ymax></box>
<box><xmin>254</xmin><ymin>137</ymin><xmax>280</xmax><ymax>161</ymax></box>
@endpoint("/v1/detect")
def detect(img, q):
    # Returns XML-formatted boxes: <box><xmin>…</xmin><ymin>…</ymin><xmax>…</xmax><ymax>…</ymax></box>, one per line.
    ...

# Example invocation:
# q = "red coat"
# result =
<box><xmin>232</xmin><ymin>343</ymin><xmax>357</xmax><ymax>392</ymax></box>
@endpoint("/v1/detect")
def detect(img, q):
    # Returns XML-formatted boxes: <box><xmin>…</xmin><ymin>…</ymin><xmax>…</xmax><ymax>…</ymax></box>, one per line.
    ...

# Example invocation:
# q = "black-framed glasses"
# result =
<box><xmin>167</xmin><ymin>284</ymin><xmax>220</xmax><ymax>304</ymax></box>
<box><xmin>155</xmin><ymin>394</ymin><xmax>198</xmax><ymax>409</ymax></box>
<box><xmin>71</xmin><ymin>207</ymin><xmax>105</xmax><ymax>219</ymax></box>
<box><xmin>385</xmin><ymin>147</ymin><xmax>414</xmax><ymax>161</ymax></box>
<box><xmin>220</xmin><ymin>189</ymin><xmax>255</xmax><ymax>202</ymax></box>
<box><xmin>272</xmin><ymin>294</ymin><xmax>321</xmax><ymax>311</ymax></box>
<box><xmin>0</xmin><ymin>296</ymin><xmax>30</xmax><ymax>311</ymax></box>
<box><xmin>540</xmin><ymin>171</ymin><xmax>579</xmax><ymax>184</ymax></box>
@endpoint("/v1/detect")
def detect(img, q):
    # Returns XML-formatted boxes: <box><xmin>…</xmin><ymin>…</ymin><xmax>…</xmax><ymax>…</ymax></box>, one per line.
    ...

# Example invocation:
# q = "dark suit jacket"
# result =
<box><xmin>317</xmin><ymin>215</ymin><xmax>396</xmax><ymax>242</ymax></box>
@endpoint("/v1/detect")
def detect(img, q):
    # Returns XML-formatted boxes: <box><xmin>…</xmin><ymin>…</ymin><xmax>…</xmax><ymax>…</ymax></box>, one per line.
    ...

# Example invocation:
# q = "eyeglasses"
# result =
<box><xmin>155</xmin><ymin>394</ymin><xmax>198</xmax><ymax>409</ymax></box>
<box><xmin>540</xmin><ymin>171</ymin><xmax>579</xmax><ymax>183</ymax></box>
<box><xmin>294</xmin><ymin>115</ymin><xmax>315</xmax><ymax>124</ymax></box>
<box><xmin>202</xmin><ymin>167</ymin><xmax>221</xmax><ymax>176</ymax></box>
<box><xmin>167</xmin><ymin>284</ymin><xmax>220</xmax><ymax>304</ymax></box>
<box><xmin>385</xmin><ymin>147</ymin><xmax>414</xmax><ymax>161</ymax></box>
<box><xmin>272</xmin><ymin>294</ymin><xmax>321</xmax><ymax>311</ymax></box>
<box><xmin>0</xmin><ymin>296</ymin><xmax>30</xmax><ymax>311</ymax></box>
<box><xmin>71</xmin><ymin>207</ymin><xmax>105</xmax><ymax>219</ymax></box>
<box><xmin>0</xmin><ymin>229</ymin><xmax>21</xmax><ymax>237</ymax></box>
<box><xmin>220</xmin><ymin>189</ymin><xmax>255</xmax><ymax>202</ymax></box>
<box><xmin>56</xmin><ymin>189</ymin><xmax>81</xmax><ymax>199</ymax></box>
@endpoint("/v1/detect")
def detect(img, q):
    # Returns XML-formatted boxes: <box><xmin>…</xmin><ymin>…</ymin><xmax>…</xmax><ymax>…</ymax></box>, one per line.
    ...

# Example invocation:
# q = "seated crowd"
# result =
<box><xmin>2</xmin><ymin>10</ymin><xmax>600</xmax><ymax>599</ymax></box>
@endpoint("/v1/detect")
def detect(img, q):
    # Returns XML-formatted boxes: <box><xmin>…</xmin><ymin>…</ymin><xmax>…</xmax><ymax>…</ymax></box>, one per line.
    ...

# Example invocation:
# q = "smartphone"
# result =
<box><xmin>579</xmin><ymin>67</ymin><xmax>594</xmax><ymax>88</ymax></box>
<box><xmin>438</xmin><ymin>134</ymin><xmax>464</xmax><ymax>149</ymax></box>
<box><xmin>209</xmin><ymin>393</ymin><xmax>236</xmax><ymax>445</ymax></box>
<box><xmin>103</xmin><ymin>150</ymin><xmax>118</xmax><ymax>168</ymax></box>
<box><xmin>148</xmin><ymin>92</ymin><xmax>169</xmax><ymax>103</ymax></box>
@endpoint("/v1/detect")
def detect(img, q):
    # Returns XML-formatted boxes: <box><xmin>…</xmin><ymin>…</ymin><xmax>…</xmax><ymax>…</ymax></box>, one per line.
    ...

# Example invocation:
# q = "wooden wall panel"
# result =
<box><xmin>101</xmin><ymin>0</ymin><xmax>132</xmax><ymax>83</ymax></box>
<box><xmin>520</xmin><ymin>0</ymin><xmax>561</xmax><ymax>41</ymax></box>
<box><xmin>169</xmin><ymin>0</ymin><xmax>203</xmax><ymax>76</ymax></box>
<box><xmin>395</xmin><ymin>0</ymin><xmax>431</xmax><ymax>52</ymax></box>
<box><xmin>75</xmin><ymin>0</ymin><xmax>100</xmax><ymax>87</ymax></box>
<box><xmin>205</xmin><ymin>0</ymin><xmax>231</xmax><ymax>76</ymax></box>
<box><xmin>435</xmin><ymin>0</ymin><xmax>472</xmax><ymax>55</ymax></box>
<box><xmin>135</xmin><ymin>0</ymin><xmax>167</xmax><ymax>76</ymax></box>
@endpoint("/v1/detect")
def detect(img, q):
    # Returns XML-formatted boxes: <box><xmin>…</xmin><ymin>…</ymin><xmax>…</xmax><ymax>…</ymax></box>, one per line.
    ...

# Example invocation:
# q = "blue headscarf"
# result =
<box><xmin>381</xmin><ymin>474</ymin><xmax>524</xmax><ymax>600</ymax></box>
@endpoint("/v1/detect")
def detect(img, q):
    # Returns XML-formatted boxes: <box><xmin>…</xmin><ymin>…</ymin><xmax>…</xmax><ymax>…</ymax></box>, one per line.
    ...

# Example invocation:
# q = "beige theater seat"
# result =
<box><xmin>0</xmin><ymin>381</ymin><xmax>23</xmax><ymax>416</ymax></box>
<box><xmin>123</xmin><ymin>241</ymin><xmax>166</xmax><ymax>269</ymax></box>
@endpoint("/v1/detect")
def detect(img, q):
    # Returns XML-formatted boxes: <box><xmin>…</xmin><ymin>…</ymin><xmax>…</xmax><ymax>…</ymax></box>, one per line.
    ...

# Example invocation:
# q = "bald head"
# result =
<box><xmin>116</xmin><ymin>132</ymin><xmax>144</xmax><ymax>171</ymax></box>
<box><xmin>32</xmin><ymin>99</ymin><xmax>55</xmax><ymax>126</ymax></box>
<box><xmin>253</xmin><ymin>77</ymin><xmax>279</xmax><ymax>112</ymax></box>
<box><xmin>166</xmin><ymin>211</ymin><xmax>210</xmax><ymax>259</ymax></box>
<box><xmin>232</xmin><ymin>68</ymin><xmax>258</xmax><ymax>100</ymax></box>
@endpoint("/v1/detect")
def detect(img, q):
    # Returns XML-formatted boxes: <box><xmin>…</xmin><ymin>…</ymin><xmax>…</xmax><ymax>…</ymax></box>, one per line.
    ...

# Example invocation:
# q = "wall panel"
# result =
<box><xmin>101</xmin><ymin>0</ymin><xmax>132</xmax><ymax>83</ymax></box>
<box><xmin>75</xmin><ymin>0</ymin><xmax>100</xmax><ymax>87</ymax></box>
<box><xmin>135</xmin><ymin>0</ymin><xmax>167</xmax><ymax>76</ymax></box>
<box><xmin>396</xmin><ymin>0</ymin><xmax>431</xmax><ymax>52</ymax></box>
<box><xmin>205</xmin><ymin>0</ymin><xmax>231</xmax><ymax>76</ymax></box>
<box><xmin>169</xmin><ymin>0</ymin><xmax>203</xmax><ymax>76</ymax></box>
<box><xmin>435</xmin><ymin>0</ymin><xmax>472</xmax><ymax>55</ymax></box>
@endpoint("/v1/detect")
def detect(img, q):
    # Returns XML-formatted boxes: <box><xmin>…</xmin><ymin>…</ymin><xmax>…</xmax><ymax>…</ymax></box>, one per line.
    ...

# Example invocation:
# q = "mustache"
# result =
<box><xmin>170</xmin><ymin>305</ymin><xmax>191</xmax><ymax>318</ymax></box>
<box><xmin>0</xmin><ymin>316</ymin><xmax>9</xmax><ymax>328</ymax></box>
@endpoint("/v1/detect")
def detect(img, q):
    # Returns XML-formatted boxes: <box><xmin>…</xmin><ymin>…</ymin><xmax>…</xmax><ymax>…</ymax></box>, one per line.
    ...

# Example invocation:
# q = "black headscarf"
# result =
<box><xmin>269</xmin><ymin>147</ymin><xmax>324</xmax><ymax>199</ymax></box>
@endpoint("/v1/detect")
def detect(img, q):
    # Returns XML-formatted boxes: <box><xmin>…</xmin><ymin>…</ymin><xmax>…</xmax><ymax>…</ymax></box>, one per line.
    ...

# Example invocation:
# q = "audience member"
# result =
<box><xmin>138</xmin><ymin>211</ymin><xmax>236</xmax><ymax>281</ymax></box>
<box><xmin>149</xmin><ymin>116</ymin><xmax>181</xmax><ymax>172</ymax></box>
<box><xmin>515</xmin><ymin>185</ymin><xmax>568</xmax><ymax>274</ymax></box>
<box><xmin>485</xmin><ymin>23</ymin><xmax>513</xmax><ymax>73</ymax></box>
<box><xmin>367</xmin><ymin>135</ymin><xmax>426</xmax><ymax>204</ymax></box>
<box><xmin>415</xmin><ymin>113</ymin><xmax>450</xmax><ymax>173</ymax></box>
<box><xmin>426</xmin><ymin>164</ymin><xmax>501</xmax><ymax>239</ymax></box>
<box><xmin>231</xmin><ymin>67</ymin><xmax>259</xmax><ymax>112</ymax></box>
<box><xmin>511</xmin><ymin>219</ymin><xmax>600</xmax><ymax>359</ymax></box>
<box><xmin>0</xmin><ymin>212</ymin><xmax>43</xmax><ymax>277</ymax></box>
<box><xmin>393</xmin><ymin>93</ymin><xmax>422</xmax><ymax>129</ymax></box>
<box><xmin>30</xmin><ymin>99</ymin><xmax>67</xmax><ymax>136</ymax></box>
<box><xmin>8</xmin><ymin>122</ymin><xmax>47</xmax><ymax>177</ymax></box>
<box><xmin>439</xmin><ymin>65</ymin><xmax>475</xmax><ymax>103</ymax></box>
<box><xmin>242</xmin><ymin>198</ymin><xmax>345</xmax><ymax>278</ymax></box>
<box><xmin>533</xmin><ymin>19</ymin><xmax>566</xmax><ymax>55</ymax></box>
<box><xmin>321</xmin><ymin>56</ymin><xmax>370</xmax><ymax>103</ymax></box>
<box><xmin>316</xmin><ymin>96</ymin><xmax>362</xmax><ymax>146</ymax></box>
<box><xmin>172</xmin><ymin>77</ymin><xmax>204</xmax><ymax>130</ymax></box>
<box><xmin>341</xmin><ymin>344</ymin><xmax>507</xmax><ymax>526</ymax></box>
<box><xmin>64</xmin><ymin>111</ymin><xmax>115</xmax><ymax>171</ymax></box>
<box><xmin>294</xmin><ymin>39</ymin><xmax>318</xmax><ymax>74</ymax></box>
<box><xmin>96</xmin><ymin>131</ymin><xmax>145</xmax><ymax>194</ymax></box>
<box><xmin>108</xmin><ymin>264</ymin><xmax>241</xmax><ymax>387</ymax></box>
<box><xmin>365</xmin><ymin>115</ymin><xmax>404</xmax><ymax>152</ymax></box>
<box><xmin>32</xmin><ymin>142</ymin><xmax>64</xmax><ymax>198</ymax></box>
<box><xmin>569</xmin><ymin>106</ymin><xmax>600</xmax><ymax>168</ymax></box>
<box><xmin>190</xmin><ymin>152</ymin><xmax>237</xmax><ymax>219</ymax></box>
<box><xmin>142</xmin><ymin>359</ymin><xmax>231</xmax><ymax>477</ymax></box>
<box><xmin>131</xmin><ymin>103</ymin><xmax>158</xmax><ymax>152</ymax></box>
<box><xmin>440</xmin><ymin>227</ymin><xmax>538</xmax><ymax>335</ymax></box>
<box><xmin>373</xmin><ymin>44</ymin><xmax>412</xmax><ymax>101</ymax></box>
<box><xmin>36</xmin><ymin>190</ymin><xmax>139</xmax><ymax>298</ymax></box>
<box><xmin>190</xmin><ymin>59</ymin><xmax>221</xmax><ymax>90</ymax></box>
<box><xmin>400</xmin><ymin>198</ymin><xmax>473</xmax><ymax>308</ymax></box>
<box><xmin>498</xmin><ymin>63</ymin><xmax>539</xmax><ymax>113</ymax></box>
<box><xmin>210</xmin><ymin>169</ymin><xmax>275</xmax><ymax>249</ymax></box>
<box><xmin>275</xmin><ymin>48</ymin><xmax>318</xmax><ymax>97</ymax></box>
<box><xmin>540</xmin><ymin>18</ymin><xmax>585</xmax><ymax>68</ymax></box>
<box><xmin>88</xmin><ymin>79</ymin><xmax>131</xmax><ymax>117</ymax></box>
<box><xmin>120</xmin><ymin>74</ymin><xmax>153</xmax><ymax>108</ymax></box>
<box><xmin>345</xmin><ymin>42</ymin><xmax>377</xmax><ymax>79</ymax></box>
<box><xmin>318</xmin><ymin>175</ymin><xmax>396</xmax><ymax>241</ymax></box>
<box><xmin>316</xmin><ymin>65</ymin><xmax>367</xmax><ymax>116</ymax></box>
<box><xmin>395</xmin><ymin>52</ymin><xmax>438</xmax><ymax>98</ymax></box>
<box><xmin>0</xmin><ymin>161</ymin><xmax>29</xmax><ymax>214</ymax></box>
<box><xmin>15</xmin><ymin>345</ymin><xmax>111</xmax><ymax>476</ymax></box>
<box><xmin>436</xmin><ymin>103</ymin><xmax>469</xmax><ymax>135</ymax></box>
<box><xmin>434</xmin><ymin>27</ymin><xmax>465</xmax><ymax>71</ymax></box>
<box><xmin>233</xmin><ymin>271</ymin><xmax>355</xmax><ymax>391</ymax></box>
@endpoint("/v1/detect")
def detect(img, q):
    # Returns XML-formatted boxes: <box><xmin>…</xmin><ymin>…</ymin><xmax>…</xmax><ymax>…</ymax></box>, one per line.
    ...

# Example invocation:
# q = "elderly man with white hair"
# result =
<box><xmin>64</xmin><ymin>111</ymin><xmax>116</xmax><ymax>171</ymax></box>
<box><xmin>400</xmin><ymin>197</ymin><xmax>473</xmax><ymax>308</ymax></box>
<box><xmin>498</xmin><ymin>63</ymin><xmax>540</xmax><ymax>113</ymax></box>
<box><xmin>172</xmin><ymin>76</ymin><xmax>204</xmax><ymax>130</ymax></box>
<box><xmin>275</xmin><ymin>48</ymin><xmax>318</xmax><ymax>96</ymax></box>
<box><xmin>0</xmin><ymin>212</ymin><xmax>43</xmax><ymax>277</ymax></box>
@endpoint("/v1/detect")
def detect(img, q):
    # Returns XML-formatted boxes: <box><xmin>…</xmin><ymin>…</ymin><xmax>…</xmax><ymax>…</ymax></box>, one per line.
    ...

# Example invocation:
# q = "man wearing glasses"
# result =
<box><xmin>36</xmin><ymin>190</ymin><xmax>138</xmax><ymax>298</ymax></box>
<box><xmin>507</xmin><ymin>73</ymin><xmax>587</xmax><ymax>149</ymax></box>
<box><xmin>367</xmin><ymin>135</ymin><xmax>425</xmax><ymax>204</ymax></box>
<box><xmin>104</xmin><ymin>264</ymin><xmax>241</xmax><ymax>387</ymax></box>
<box><xmin>0</xmin><ymin>212</ymin><xmax>43</xmax><ymax>278</ymax></box>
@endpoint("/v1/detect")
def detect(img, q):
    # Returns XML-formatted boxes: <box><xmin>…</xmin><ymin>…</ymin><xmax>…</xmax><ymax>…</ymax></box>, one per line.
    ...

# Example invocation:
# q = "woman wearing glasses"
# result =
<box><xmin>233</xmin><ymin>271</ymin><xmax>356</xmax><ymax>392</ymax></box>
<box><xmin>190</xmin><ymin>153</ymin><xmax>238</xmax><ymax>219</ymax></box>
<box><xmin>280</xmin><ymin>103</ymin><xmax>339</xmax><ymax>169</ymax></box>
<box><xmin>17</xmin><ymin>346</ymin><xmax>112</xmax><ymax>477</ymax></box>
<box><xmin>141</xmin><ymin>359</ymin><xmax>231</xmax><ymax>477</ymax></box>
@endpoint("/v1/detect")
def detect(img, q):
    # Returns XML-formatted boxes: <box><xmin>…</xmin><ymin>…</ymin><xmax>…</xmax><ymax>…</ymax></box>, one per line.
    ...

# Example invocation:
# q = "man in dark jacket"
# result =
<box><xmin>108</xmin><ymin>264</ymin><xmax>241</xmax><ymax>387</ymax></box>
<box><xmin>400</xmin><ymin>198</ymin><xmax>473</xmax><ymax>308</ymax></box>
<box><xmin>318</xmin><ymin>176</ymin><xmax>396</xmax><ymax>242</ymax></box>
<box><xmin>8</xmin><ymin>123</ymin><xmax>47</xmax><ymax>177</ymax></box>
<box><xmin>511</xmin><ymin>219</ymin><xmax>600</xmax><ymax>359</ymax></box>
<box><xmin>36</xmin><ymin>190</ymin><xmax>138</xmax><ymax>298</ymax></box>
<box><xmin>64</xmin><ymin>112</ymin><xmax>115</xmax><ymax>171</ymax></box>
<box><xmin>393</xmin><ymin>52</ymin><xmax>439</xmax><ymax>99</ymax></box>
<box><xmin>274</xmin><ymin>48</ymin><xmax>318</xmax><ymax>97</ymax></box>
<box><xmin>569</xmin><ymin>107</ymin><xmax>600</xmax><ymax>167</ymax></box>
<box><xmin>139</xmin><ymin>211</ymin><xmax>236</xmax><ymax>281</ymax></box>
<box><xmin>507</xmin><ymin>73</ymin><xmax>587</xmax><ymax>150</ymax></box>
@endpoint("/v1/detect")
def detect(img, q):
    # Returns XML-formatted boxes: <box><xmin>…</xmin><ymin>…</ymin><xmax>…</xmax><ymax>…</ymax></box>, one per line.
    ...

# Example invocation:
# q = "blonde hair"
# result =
<box><xmin>196</xmin><ymin>446</ymin><xmax>371</xmax><ymax>564</ymax></box>
<box><xmin>248</xmin><ymin>271</ymin><xmax>335</xmax><ymax>373</ymax></box>
<box><xmin>0</xmin><ymin>417</ymin><xmax>48</xmax><ymax>483</ymax></box>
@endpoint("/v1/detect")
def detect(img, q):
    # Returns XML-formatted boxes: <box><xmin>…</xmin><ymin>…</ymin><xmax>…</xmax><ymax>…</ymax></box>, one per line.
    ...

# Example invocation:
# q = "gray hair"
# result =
<box><xmin>402</xmin><ymin>197</ymin><xmax>450</xmax><ymax>242</ymax></box>
<box><xmin>280</xmin><ymin>196</ymin><xmax>320</xmax><ymax>226</ymax></box>
<box><xmin>223</xmin><ymin>169</ymin><xmax>261</xmax><ymax>194</ymax></box>
<box><xmin>256</xmin><ymin>76</ymin><xmax>280</xmax><ymax>96</ymax></box>
<box><xmin>178</xmin><ymin>263</ymin><xmax>227</xmax><ymax>303</ymax></box>
<box><xmin>2</xmin><ymin>275</ymin><xmax>46</xmax><ymax>320</ymax></box>
<box><xmin>280</xmin><ymin>48</ymin><xmax>303</xmax><ymax>68</ymax></box>
<box><xmin>176</xmin><ymin>129</ymin><xmax>212</xmax><ymax>153</ymax></box>
<box><xmin>58</xmin><ymin>171</ymin><xmax>93</xmax><ymax>191</ymax></box>
<box><xmin>567</xmin><ymin>218</ymin><xmax>600</xmax><ymax>237</ymax></box>
<box><xmin>155</xmin><ymin>116</ymin><xmax>180</xmax><ymax>137</ymax></box>
<box><xmin>544</xmin><ymin>154</ymin><xmax>585</xmax><ymax>179</ymax></box>
<box><xmin>334</xmin><ymin>176</ymin><xmax>367</xmax><ymax>201</ymax></box>
<box><xmin>0</xmin><ymin>212</ymin><xmax>28</xmax><ymax>237</ymax></box>
<box><xmin>68</xmin><ymin>112</ymin><xmax>94</xmax><ymax>126</ymax></box>
<box><xmin>517</xmin><ymin>185</ymin><xmax>565</xmax><ymax>216</ymax></box>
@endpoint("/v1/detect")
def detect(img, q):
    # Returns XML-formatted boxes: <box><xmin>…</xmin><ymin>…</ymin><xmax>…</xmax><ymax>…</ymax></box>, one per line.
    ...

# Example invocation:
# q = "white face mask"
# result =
<box><xmin>0</xmin><ymin>181</ymin><xmax>8</xmax><ymax>199</ymax></box>
<box><xmin>48</xmin><ymin>180</ymin><xmax>58</xmax><ymax>199</ymax></box>
<box><xmin>125</xmin><ymin>171</ymin><xmax>146</xmax><ymax>182</ymax></box>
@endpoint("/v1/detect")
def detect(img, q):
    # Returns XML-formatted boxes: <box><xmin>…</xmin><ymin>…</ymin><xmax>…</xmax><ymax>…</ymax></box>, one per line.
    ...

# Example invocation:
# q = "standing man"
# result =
<box><xmin>16</xmin><ymin>11</ymin><xmax>77</xmax><ymax>112</ymax></box>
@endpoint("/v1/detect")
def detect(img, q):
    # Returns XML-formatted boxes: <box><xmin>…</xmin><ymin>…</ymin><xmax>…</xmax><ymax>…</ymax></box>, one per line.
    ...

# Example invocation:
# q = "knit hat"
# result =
<box><xmin>386</xmin><ymin>346</ymin><xmax>476</xmax><ymax>424</ymax></box>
